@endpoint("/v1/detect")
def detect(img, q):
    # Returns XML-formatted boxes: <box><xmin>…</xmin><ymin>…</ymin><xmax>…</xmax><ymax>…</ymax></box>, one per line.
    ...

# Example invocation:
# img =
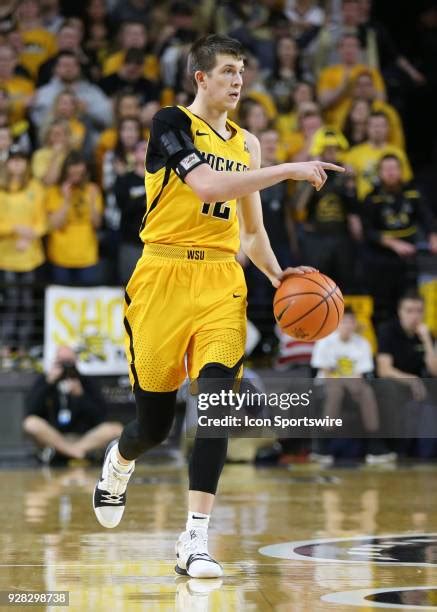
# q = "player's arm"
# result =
<box><xmin>237</xmin><ymin>132</ymin><xmax>314</xmax><ymax>288</ymax></box>
<box><xmin>186</xmin><ymin>154</ymin><xmax>344</xmax><ymax>201</ymax></box>
<box><xmin>151</xmin><ymin>107</ymin><xmax>343</xmax><ymax>198</ymax></box>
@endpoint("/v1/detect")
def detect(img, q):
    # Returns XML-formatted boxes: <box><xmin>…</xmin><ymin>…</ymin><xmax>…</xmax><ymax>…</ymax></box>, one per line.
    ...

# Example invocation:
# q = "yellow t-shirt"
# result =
<box><xmin>68</xmin><ymin>118</ymin><xmax>86</xmax><ymax>150</ymax></box>
<box><xmin>317</xmin><ymin>64</ymin><xmax>386</xmax><ymax>128</ymax></box>
<box><xmin>102</xmin><ymin>51</ymin><xmax>159</xmax><ymax>81</ymax></box>
<box><xmin>31</xmin><ymin>147</ymin><xmax>67</xmax><ymax>182</ymax></box>
<box><xmin>0</xmin><ymin>179</ymin><xmax>46</xmax><ymax>272</ymax></box>
<box><xmin>345</xmin><ymin>142</ymin><xmax>413</xmax><ymax>200</ymax></box>
<box><xmin>46</xmin><ymin>183</ymin><xmax>103</xmax><ymax>267</ymax></box>
<box><xmin>19</xmin><ymin>28</ymin><xmax>58</xmax><ymax>78</ymax></box>
<box><xmin>0</xmin><ymin>75</ymin><xmax>34</xmax><ymax>122</ymax></box>
<box><xmin>338</xmin><ymin>99</ymin><xmax>406</xmax><ymax>150</ymax></box>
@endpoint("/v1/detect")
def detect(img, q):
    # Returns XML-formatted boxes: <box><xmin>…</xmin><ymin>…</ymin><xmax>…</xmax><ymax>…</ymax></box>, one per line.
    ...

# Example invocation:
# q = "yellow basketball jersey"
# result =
<box><xmin>140</xmin><ymin>105</ymin><xmax>251</xmax><ymax>254</ymax></box>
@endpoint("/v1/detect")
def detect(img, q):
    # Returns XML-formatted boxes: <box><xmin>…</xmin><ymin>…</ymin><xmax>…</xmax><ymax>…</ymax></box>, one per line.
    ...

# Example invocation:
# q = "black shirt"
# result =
<box><xmin>363</xmin><ymin>183</ymin><xmax>437</xmax><ymax>246</ymax></box>
<box><xmin>378</xmin><ymin>319</ymin><xmax>429</xmax><ymax>376</ymax></box>
<box><xmin>260</xmin><ymin>181</ymin><xmax>290</xmax><ymax>247</ymax></box>
<box><xmin>26</xmin><ymin>374</ymin><xmax>107</xmax><ymax>434</ymax></box>
<box><xmin>305</xmin><ymin>173</ymin><xmax>356</xmax><ymax>235</ymax></box>
<box><xmin>114</xmin><ymin>171</ymin><xmax>146</xmax><ymax>245</ymax></box>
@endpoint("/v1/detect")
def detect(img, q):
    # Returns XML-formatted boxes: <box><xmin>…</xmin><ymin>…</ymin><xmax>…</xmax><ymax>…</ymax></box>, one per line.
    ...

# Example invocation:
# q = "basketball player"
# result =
<box><xmin>93</xmin><ymin>34</ymin><xmax>344</xmax><ymax>578</ymax></box>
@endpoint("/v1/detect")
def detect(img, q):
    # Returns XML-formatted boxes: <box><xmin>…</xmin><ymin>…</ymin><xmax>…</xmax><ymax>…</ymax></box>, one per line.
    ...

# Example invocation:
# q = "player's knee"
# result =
<box><xmin>198</xmin><ymin>360</ymin><xmax>242</xmax><ymax>381</ymax></box>
<box><xmin>135</xmin><ymin>387</ymin><xmax>177</xmax><ymax>446</ymax></box>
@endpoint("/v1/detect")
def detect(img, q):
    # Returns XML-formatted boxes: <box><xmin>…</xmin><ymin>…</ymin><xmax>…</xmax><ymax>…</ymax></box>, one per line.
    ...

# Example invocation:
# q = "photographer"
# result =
<box><xmin>23</xmin><ymin>346</ymin><xmax>122</xmax><ymax>463</ymax></box>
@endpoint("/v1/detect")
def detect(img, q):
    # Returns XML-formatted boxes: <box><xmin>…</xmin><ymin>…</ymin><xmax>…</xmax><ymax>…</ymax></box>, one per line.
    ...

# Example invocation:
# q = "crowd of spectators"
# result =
<box><xmin>0</xmin><ymin>0</ymin><xmax>437</xmax><ymax>365</ymax></box>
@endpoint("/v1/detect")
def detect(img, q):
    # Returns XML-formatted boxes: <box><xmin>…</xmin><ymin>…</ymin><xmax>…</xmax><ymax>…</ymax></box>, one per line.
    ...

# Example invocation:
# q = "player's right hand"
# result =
<box><xmin>289</xmin><ymin>161</ymin><xmax>345</xmax><ymax>191</ymax></box>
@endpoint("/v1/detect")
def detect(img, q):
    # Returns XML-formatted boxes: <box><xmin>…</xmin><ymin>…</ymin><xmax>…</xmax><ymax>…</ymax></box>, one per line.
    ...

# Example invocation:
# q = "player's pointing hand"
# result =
<box><xmin>289</xmin><ymin>161</ymin><xmax>345</xmax><ymax>192</ymax></box>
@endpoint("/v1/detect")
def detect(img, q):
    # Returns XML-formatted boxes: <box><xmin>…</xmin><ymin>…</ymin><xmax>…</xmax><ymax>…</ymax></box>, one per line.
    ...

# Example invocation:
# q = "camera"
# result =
<box><xmin>59</xmin><ymin>360</ymin><xmax>79</xmax><ymax>380</ymax></box>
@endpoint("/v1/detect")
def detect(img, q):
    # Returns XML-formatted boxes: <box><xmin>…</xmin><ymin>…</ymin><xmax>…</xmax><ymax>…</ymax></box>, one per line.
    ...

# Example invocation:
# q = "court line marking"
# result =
<box><xmin>259</xmin><ymin>532</ymin><xmax>437</xmax><ymax>566</ymax></box>
<box><xmin>321</xmin><ymin>586</ymin><xmax>437</xmax><ymax>610</ymax></box>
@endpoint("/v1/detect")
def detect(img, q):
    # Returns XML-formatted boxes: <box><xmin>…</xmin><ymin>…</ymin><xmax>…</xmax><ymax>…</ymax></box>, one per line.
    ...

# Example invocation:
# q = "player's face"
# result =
<box><xmin>203</xmin><ymin>54</ymin><xmax>244</xmax><ymax>111</ymax></box>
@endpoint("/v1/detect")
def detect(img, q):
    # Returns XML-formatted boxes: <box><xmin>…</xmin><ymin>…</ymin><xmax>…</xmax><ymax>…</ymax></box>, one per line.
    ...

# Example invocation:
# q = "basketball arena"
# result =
<box><xmin>1</xmin><ymin>0</ymin><xmax>437</xmax><ymax>610</ymax></box>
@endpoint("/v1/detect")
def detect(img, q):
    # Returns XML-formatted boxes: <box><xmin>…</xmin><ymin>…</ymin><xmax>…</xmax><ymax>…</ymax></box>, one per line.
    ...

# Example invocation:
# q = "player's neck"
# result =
<box><xmin>186</xmin><ymin>100</ymin><xmax>229</xmax><ymax>138</ymax></box>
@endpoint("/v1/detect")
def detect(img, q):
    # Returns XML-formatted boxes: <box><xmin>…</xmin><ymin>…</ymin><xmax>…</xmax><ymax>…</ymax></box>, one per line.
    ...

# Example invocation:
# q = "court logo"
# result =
<box><xmin>322</xmin><ymin>586</ymin><xmax>437</xmax><ymax>609</ymax></box>
<box><xmin>260</xmin><ymin>534</ymin><xmax>437</xmax><ymax>566</ymax></box>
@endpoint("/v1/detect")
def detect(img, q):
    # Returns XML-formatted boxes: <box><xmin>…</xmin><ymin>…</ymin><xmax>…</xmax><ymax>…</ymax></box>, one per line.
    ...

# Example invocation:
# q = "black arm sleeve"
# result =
<box><xmin>145</xmin><ymin>106</ymin><xmax>207</xmax><ymax>181</ymax></box>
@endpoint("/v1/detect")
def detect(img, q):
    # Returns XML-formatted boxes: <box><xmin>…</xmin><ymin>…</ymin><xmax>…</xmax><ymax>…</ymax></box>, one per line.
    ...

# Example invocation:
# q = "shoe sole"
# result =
<box><xmin>175</xmin><ymin>552</ymin><xmax>223</xmax><ymax>578</ymax></box>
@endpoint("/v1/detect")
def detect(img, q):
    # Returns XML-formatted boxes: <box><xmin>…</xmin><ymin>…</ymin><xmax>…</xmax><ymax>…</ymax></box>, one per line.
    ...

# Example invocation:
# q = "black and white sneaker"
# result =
<box><xmin>93</xmin><ymin>439</ymin><xmax>134</xmax><ymax>528</ymax></box>
<box><xmin>175</xmin><ymin>529</ymin><xmax>223</xmax><ymax>578</ymax></box>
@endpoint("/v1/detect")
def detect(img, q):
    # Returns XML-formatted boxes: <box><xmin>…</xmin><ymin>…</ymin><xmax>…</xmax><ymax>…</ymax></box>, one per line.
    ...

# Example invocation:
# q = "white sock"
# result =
<box><xmin>110</xmin><ymin>444</ymin><xmax>134</xmax><ymax>473</ymax></box>
<box><xmin>186</xmin><ymin>511</ymin><xmax>210</xmax><ymax>532</ymax></box>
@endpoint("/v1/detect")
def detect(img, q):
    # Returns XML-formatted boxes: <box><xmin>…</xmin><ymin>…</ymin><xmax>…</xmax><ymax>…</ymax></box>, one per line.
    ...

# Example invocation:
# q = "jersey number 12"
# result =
<box><xmin>201</xmin><ymin>201</ymin><xmax>231</xmax><ymax>221</ymax></box>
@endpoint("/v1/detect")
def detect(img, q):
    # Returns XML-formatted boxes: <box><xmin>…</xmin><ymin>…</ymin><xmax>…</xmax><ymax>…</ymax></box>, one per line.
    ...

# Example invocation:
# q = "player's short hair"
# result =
<box><xmin>187</xmin><ymin>34</ymin><xmax>245</xmax><ymax>89</ymax></box>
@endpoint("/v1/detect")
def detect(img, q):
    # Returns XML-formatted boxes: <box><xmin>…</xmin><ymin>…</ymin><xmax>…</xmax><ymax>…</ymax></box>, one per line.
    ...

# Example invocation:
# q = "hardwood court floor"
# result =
<box><xmin>1</xmin><ymin>461</ymin><xmax>437</xmax><ymax>611</ymax></box>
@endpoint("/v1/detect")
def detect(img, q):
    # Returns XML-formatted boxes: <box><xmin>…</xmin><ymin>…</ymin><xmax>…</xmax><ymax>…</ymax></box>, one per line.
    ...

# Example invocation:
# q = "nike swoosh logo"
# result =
<box><xmin>196</xmin><ymin>130</ymin><xmax>209</xmax><ymax>136</ymax></box>
<box><xmin>233</xmin><ymin>293</ymin><xmax>242</xmax><ymax>298</ymax></box>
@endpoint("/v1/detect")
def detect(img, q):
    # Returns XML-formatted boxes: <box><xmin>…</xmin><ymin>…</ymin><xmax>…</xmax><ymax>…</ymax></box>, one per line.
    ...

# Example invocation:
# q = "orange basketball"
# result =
<box><xmin>273</xmin><ymin>272</ymin><xmax>344</xmax><ymax>341</ymax></box>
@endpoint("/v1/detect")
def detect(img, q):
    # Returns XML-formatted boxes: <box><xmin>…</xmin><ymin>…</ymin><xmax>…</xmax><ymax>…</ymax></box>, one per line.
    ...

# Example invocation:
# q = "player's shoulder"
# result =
<box><xmin>153</xmin><ymin>105</ymin><xmax>192</xmax><ymax>129</ymax></box>
<box><xmin>242</xmin><ymin>129</ymin><xmax>261</xmax><ymax>156</ymax></box>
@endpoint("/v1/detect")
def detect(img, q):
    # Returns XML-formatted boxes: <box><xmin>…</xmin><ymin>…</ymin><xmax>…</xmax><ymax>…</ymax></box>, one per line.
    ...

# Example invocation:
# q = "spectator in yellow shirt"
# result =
<box><xmin>102</xmin><ymin>21</ymin><xmax>159</xmax><ymax>82</ymax></box>
<box><xmin>0</xmin><ymin>146</ymin><xmax>46</xmax><ymax>360</ymax></box>
<box><xmin>286</xmin><ymin>102</ymin><xmax>323</xmax><ymax>162</ymax></box>
<box><xmin>46</xmin><ymin>152</ymin><xmax>103</xmax><ymax>286</ymax></box>
<box><xmin>346</xmin><ymin>111</ymin><xmax>412</xmax><ymax>201</ymax></box>
<box><xmin>317</xmin><ymin>34</ymin><xmax>386</xmax><ymax>128</ymax></box>
<box><xmin>275</xmin><ymin>80</ymin><xmax>316</xmax><ymax>147</ymax></box>
<box><xmin>0</xmin><ymin>43</ymin><xmax>34</xmax><ymax>122</ymax></box>
<box><xmin>12</xmin><ymin>0</ymin><xmax>57</xmax><ymax>79</ymax></box>
<box><xmin>339</xmin><ymin>71</ymin><xmax>406</xmax><ymax>149</ymax></box>
<box><xmin>40</xmin><ymin>89</ymin><xmax>86</xmax><ymax>151</ymax></box>
<box><xmin>31</xmin><ymin>119</ymin><xmax>72</xmax><ymax>186</ymax></box>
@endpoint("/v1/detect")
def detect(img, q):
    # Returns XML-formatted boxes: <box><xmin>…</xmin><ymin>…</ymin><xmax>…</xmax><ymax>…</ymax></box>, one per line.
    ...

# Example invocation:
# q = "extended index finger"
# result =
<box><xmin>320</xmin><ymin>162</ymin><xmax>345</xmax><ymax>173</ymax></box>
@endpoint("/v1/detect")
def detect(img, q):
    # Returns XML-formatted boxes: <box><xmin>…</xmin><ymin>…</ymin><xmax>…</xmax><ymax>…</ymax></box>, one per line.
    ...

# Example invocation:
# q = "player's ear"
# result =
<box><xmin>194</xmin><ymin>70</ymin><xmax>207</xmax><ymax>90</ymax></box>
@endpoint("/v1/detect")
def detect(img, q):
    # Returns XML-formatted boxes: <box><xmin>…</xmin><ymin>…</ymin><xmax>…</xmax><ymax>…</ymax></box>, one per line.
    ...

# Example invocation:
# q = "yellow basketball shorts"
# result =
<box><xmin>124</xmin><ymin>243</ymin><xmax>247</xmax><ymax>392</ymax></box>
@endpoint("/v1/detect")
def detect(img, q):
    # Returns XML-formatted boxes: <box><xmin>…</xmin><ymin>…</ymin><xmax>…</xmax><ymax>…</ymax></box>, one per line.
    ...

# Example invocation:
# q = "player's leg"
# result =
<box><xmin>93</xmin><ymin>389</ymin><xmax>177</xmax><ymax>528</ymax></box>
<box><xmin>93</xmin><ymin>255</ymin><xmax>190</xmax><ymax>528</ymax></box>
<box><xmin>175</xmin><ymin>260</ymin><xmax>247</xmax><ymax>577</ymax></box>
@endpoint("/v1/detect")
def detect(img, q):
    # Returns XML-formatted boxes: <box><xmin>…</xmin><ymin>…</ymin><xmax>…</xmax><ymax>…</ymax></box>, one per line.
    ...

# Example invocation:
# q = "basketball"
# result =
<box><xmin>273</xmin><ymin>272</ymin><xmax>344</xmax><ymax>341</ymax></box>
